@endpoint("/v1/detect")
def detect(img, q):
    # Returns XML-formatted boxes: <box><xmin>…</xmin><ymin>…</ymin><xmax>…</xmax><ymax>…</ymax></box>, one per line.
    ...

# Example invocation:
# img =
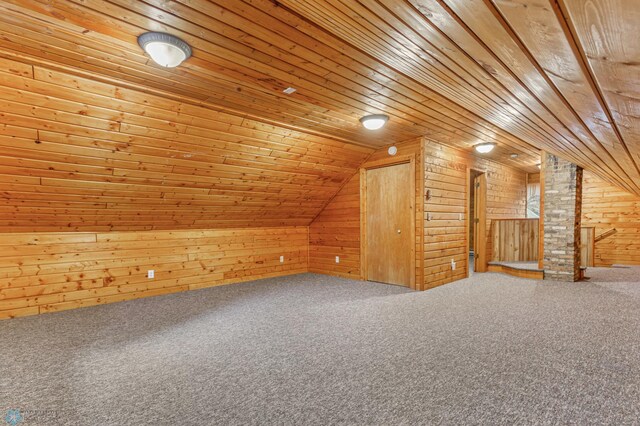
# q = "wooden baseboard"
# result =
<box><xmin>487</xmin><ymin>264</ymin><xmax>544</xmax><ymax>280</ymax></box>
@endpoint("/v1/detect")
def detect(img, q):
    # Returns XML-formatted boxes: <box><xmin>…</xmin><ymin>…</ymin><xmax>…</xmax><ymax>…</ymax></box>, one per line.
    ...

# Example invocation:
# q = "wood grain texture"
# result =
<box><xmin>0</xmin><ymin>227</ymin><xmax>308</xmax><ymax>319</ymax></box>
<box><xmin>364</xmin><ymin>161</ymin><xmax>415</xmax><ymax>287</ymax></box>
<box><xmin>0</xmin><ymin>56</ymin><xmax>372</xmax><ymax>231</ymax></box>
<box><xmin>473</xmin><ymin>173</ymin><xmax>487</xmax><ymax>272</ymax></box>
<box><xmin>423</xmin><ymin>139</ymin><xmax>527</xmax><ymax>288</ymax></box>
<box><xmin>581</xmin><ymin>171</ymin><xmax>640</xmax><ymax>266</ymax></box>
<box><xmin>580</xmin><ymin>227</ymin><xmax>595</xmax><ymax>268</ymax></box>
<box><xmin>490</xmin><ymin>219</ymin><xmax>539</xmax><ymax>262</ymax></box>
<box><xmin>309</xmin><ymin>138</ymin><xmax>424</xmax><ymax>286</ymax></box>
<box><xmin>310</xmin><ymin>137</ymin><xmax>526</xmax><ymax>290</ymax></box>
<box><xmin>487</xmin><ymin>264</ymin><xmax>544</xmax><ymax>280</ymax></box>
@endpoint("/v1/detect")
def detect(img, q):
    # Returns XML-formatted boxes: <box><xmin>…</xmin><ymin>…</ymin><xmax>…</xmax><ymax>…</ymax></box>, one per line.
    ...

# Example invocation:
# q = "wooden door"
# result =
<box><xmin>365</xmin><ymin>163</ymin><xmax>413</xmax><ymax>287</ymax></box>
<box><xmin>473</xmin><ymin>173</ymin><xmax>487</xmax><ymax>272</ymax></box>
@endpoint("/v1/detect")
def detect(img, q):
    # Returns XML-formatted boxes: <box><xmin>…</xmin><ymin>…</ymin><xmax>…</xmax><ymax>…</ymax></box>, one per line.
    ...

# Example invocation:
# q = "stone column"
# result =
<box><xmin>543</xmin><ymin>154</ymin><xmax>583</xmax><ymax>281</ymax></box>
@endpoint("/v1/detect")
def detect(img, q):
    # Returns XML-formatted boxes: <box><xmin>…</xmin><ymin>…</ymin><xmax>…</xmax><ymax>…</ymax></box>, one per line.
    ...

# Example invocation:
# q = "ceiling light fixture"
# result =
<box><xmin>388</xmin><ymin>145</ymin><xmax>398</xmax><ymax>156</ymax></box>
<box><xmin>474</xmin><ymin>142</ymin><xmax>496</xmax><ymax>154</ymax></box>
<box><xmin>138</xmin><ymin>32</ymin><xmax>192</xmax><ymax>68</ymax></box>
<box><xmin>510</xmin><ymin>153</ymin><xmax>519</xmax><ymax>159</ymax></box>
<box><xmin>360</xmin><ymin>114</ymin><xmax>389</xmax><ymax>130</ymax></box>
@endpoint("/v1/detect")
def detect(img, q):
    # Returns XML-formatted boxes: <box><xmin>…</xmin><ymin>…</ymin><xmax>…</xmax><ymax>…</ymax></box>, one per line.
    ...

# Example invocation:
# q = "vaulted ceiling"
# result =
<box><xmin>0</xmin><ymin>0</ymin><xmax>638</xmax><ymax>201</ymax></box>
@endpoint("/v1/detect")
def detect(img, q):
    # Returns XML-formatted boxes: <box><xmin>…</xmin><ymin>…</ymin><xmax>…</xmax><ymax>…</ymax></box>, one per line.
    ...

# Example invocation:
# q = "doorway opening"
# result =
<box><xmin>468</xmin><ymin>170</ymin><xmax>487</xmax><ymax>276</ymax></box>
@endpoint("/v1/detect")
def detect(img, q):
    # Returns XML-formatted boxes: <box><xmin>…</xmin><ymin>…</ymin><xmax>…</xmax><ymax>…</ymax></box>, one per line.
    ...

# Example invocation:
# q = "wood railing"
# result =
<box><xmin>490</xmin><ymin>218</ymin><xmax>539</xmax><ymax>262</ymax></box>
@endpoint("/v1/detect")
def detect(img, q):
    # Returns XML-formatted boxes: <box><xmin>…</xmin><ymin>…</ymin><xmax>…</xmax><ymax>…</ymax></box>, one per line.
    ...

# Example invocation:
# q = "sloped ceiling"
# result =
<box><xmin>0</xmin><ymin>0</ymin><xmax>637</xmax><ymax>232</ymax></box>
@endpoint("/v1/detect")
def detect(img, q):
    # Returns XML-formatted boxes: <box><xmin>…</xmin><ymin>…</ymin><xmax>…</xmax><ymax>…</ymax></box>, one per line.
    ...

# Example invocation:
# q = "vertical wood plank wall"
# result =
<box><xmin>310</xmin><ymin>138</ymin><xmax>527</xmax><ymax>290</ymax></box>
<box><xmin>423</xmin><ymin>139</ymin><xmax>527</xmax><ymax>288</ymax></box>
<box><xmin>0</xmin><ymin>227</ymin><xmax>308</xmax><ymax>319</ymax></box>
<box><xmin>490</xmin><ymin>219</ymin><xmax>539</xmax><ymax>262</ymax></box>
<box><xmin>582</xmin><ymin>171</ymin><xmax>640</xmax><ymax>266</ymax></box>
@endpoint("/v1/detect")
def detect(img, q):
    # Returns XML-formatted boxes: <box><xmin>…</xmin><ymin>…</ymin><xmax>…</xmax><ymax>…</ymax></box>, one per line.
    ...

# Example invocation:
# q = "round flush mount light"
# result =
<box><xmin>388</xmin><ymin>145</ymin><xmax>398</xmax><ymax>156</ymax></box>
<box><xmin>474</xmin><ymin>142</ymin><xmax>496</xmax><ymax>154</ymax></box>
<box><xmin>138</xmin><ymin>32</ymin><xmax>192</xmax><ymax>68</ymax></box>
<box><xmin>360</xmin><ymin>114</ymin><xmax>389</xmax><ymax>130</ymax></box>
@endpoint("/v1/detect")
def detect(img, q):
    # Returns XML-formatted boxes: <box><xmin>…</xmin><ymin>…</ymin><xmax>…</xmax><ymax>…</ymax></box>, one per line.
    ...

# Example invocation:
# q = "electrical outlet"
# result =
<box><xmin>335</xmin><ymin>256</ymin><xmax>340</xmax><ymax>264</ymax></box>
<box><xmin>279</xmin><ymin>255</ymin><xmax>284</xmax><ymax>263</ymax></box>
<box><xmin>450</xmin><ymin>260</ymin><xmax>456</xmax><ymax>271</ymax></box>
<box><xmin>427</xmin><ymin>212</ymin><xmax>432</xmax><ymax>221</ymax></box>
<box><xmin>459</xmin><ymin>213</ymin><xmax>463</xmax><ymax>221</ymax></box>
<box><xmin>148</xmin><ymin>270</ymin><xmax>155</xmax><ymax>279</ymax></box>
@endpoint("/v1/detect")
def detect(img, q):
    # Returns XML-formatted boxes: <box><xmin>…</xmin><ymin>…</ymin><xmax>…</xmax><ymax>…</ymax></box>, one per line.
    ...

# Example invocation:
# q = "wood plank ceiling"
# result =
<box><xmin>0</xmin><ymin>1</ymin><xmax>637</xmax><ymax>229</ymax></box>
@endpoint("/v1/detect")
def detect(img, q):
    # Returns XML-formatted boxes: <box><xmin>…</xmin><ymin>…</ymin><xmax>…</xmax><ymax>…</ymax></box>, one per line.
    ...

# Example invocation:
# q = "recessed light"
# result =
<box><xmin>510</xmin><ymin>153</ymin><xmax>519</xmax><ymax>159</ymax></box>
<box><xmin>138</xmin><ymin>32</ymin><xmax>192</xmax><ymax>68</ymax></box>
<box><xmin>388</xmin><ymin>145</ymin><xmax>398</xmax><ymax>156</ymax></box>
<box><xmin>360</xmin><ymin>114</ymin><xmax>389</xmax><ymax>130</ymax></box>
<box><xmin>283</xmin><ymin>87</ymin><xmax>297</xmax><ymax>95</ymax></box>
<box><xmin>474</xmin><ymin>142</ymin><xmax>496</xmax><ymax>154</ymax></box>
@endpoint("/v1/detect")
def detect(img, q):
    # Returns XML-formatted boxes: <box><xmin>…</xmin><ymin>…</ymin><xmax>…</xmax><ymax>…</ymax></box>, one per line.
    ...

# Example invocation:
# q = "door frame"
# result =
<box><xmin>360</xmin><ymin>154</ymin><xmax>416</xmax><ymax>289</ymax></box>
<box><xmin>467</xmin><ymin>170</ymin><xmax>487</xmax><ymax>273</ymax></box>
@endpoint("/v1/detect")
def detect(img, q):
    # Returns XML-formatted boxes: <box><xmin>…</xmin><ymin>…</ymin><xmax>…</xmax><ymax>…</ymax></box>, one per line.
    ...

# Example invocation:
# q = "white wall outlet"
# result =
<box><xmin>279</xmin><ymin>255</ymin><xmax>284</xmax><ymax>263</ymax></box>
<box><xmin>427</xmin><ymin>212</ymin><xmax>432</xmax><ymax>221</ymax></box>
<box><xmin>450</xmin><ymin>260</ymin><xmax>456</xmax><ymax>271</ymax></box>
<box><xmin>148</xmin><ymin>270</ymin><xmax>155</xmax><ymax>279</ymax></box>
<box><xmin>335</xmin><ymin>256</ymin><xmax>340</xmax><ymax>264</ymax></box>
<box><xmin>459</xmin><ymin>213</ymin><xmax>463</xmax><ymax>221</ymax></box>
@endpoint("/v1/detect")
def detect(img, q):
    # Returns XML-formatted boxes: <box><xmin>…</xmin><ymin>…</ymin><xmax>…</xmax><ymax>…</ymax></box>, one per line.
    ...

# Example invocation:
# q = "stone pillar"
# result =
<box><xmin>543</xmin><ymin>154</ymin><xmax>583</xmax><ymax>281</ymax></box>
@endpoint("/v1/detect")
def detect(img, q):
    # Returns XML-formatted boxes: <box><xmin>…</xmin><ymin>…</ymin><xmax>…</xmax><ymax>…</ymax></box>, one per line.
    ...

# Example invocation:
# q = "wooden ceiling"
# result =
<box><xmin>0</xmin><ymin>0</ymin><xmax>637</xmax><ymax>198</ymax></box>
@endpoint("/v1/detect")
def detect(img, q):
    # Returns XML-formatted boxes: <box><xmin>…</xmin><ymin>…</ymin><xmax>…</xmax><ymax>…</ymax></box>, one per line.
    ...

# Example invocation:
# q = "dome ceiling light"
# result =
<box><xmin>360</xmin><ymin>114</ymin><xmax>389</xmax><ymax>130</ymax></box>
<box><xmin>138</xmin><ymin>32</ymin><xmax>192</xmax><ymax>68</ymax></box>
<box><xmin>474</xmin><ymin>142</ymin><xmax>496</xmax><ymax>154</ymax></box>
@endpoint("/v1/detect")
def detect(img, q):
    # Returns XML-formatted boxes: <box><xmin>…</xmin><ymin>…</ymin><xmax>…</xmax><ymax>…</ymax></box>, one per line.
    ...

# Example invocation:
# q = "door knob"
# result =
<box><xmin>397</xmin><ymin>229</ymin><xmax>401</xmax><ymax>234</ymax></box>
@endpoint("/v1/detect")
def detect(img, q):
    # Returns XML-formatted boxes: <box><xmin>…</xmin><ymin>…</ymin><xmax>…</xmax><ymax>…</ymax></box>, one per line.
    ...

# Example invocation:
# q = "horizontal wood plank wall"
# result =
<box><xmin>0</xmin><ymin>227</ymin><xmax>308</xmax><ymax>319</ymax></box>
<box><xmin>308</xmin><ymin>173</ymin><xmax>361</xmax><ymax>279</ymax></box>
<box><xmin>423</xmin><ymin>139</ymin><xmax>526</xmax><ymax>288</ymax></box>
<box><xmin>0</xmin><ymin>56</ymin><xmax>372</xmax><ymax>232</ymax></box>
<box><xmin>582</xmin><ymin>171</ymin><xmax>640</xmax><ymax>266</ymax></box>
<box><xmin>490</xmin><ymin>219</ymin><xmax>539</xmax><ymax>262</ymax></box>
<box><xmin>309</xmin><ymin>138</ymin><xmax>423</xmax><ymax>286</ymax></box>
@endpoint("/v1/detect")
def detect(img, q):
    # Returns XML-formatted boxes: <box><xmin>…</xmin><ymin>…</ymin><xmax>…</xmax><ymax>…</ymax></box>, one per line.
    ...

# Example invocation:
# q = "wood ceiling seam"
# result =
<box><xmin>484</xmin><ymin>0</ymin><xmax>640</xmax><ymax>193</ymax></box>
<box><xmin>275</xmin><ymin>0</ymin><xmax>541</xmax><ymax>166</ymax></box>
<box><xmin>262</xmin><ymin>0</ymin><xmax>540</xmax><ymax>151</ymax></box>
<box><xmin>373</xmin><ymin>0</ymin><xmax>586</xmax><ymax>150</ymax></box>
<box><xmin>288</xmin><ymin>0</ymin><xmax>584</xmax><ymax>173</ymax></box>
<box><xmin>427</xmin><ymin>0</ymin><xmax>636</xmax><ymax>193</ymax></box>
<box><xmin>139</xmin><ymin>0</ymin><xmax>532</xmax><ymax>150</ymax></box>
<box><xmin>1</xmin><ymin>0</ymin><xmax>540</xmax><ymax>166</ymax></box>
<box><xmin>308</xmin><ymin>0</ymin><xmax>592</xmax><ymax>156</ymax></box>
<box><xmin>553</xmin><ymin>0</ymin><xmax>640</xmax><ymax>183</ymax></box>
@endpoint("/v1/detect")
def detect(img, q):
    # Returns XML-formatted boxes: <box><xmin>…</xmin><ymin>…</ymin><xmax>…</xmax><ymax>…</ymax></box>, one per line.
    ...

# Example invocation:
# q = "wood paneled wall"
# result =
<box><xmin>423</xmin><ymin>139</ymin><xmax>527</xmax><ymax>288</ymax></box>
<box><xmin>308</xmin><ymin>173</ymin><xmax>361</xmax><ymax>279</ymax></box>
<box><xmin>309</xmin><ymin>138</ymin><xmax>423</xmax><ymax>285</ymax></box>
<box><xmin>0</xmin><ymin>56</ymin><xmax>372</xmax><ymax>232</ymax></box>
<box><xmin>310</xmin><ymin>137</ymin><xmax>526</xmax><ymax>290</ymax></box>
<box><xmin>582</xmin><ymin>171</ymin><xmax>640</xmax><ymax>266</ymax></box>
<box><xmin>0</xmin><ymin>227</ymin><xmax>308</xmax><ymax>319</ymax></box>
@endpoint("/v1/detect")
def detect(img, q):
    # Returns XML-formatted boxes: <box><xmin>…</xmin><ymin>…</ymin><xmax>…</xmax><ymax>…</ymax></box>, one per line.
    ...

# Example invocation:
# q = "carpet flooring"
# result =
<box><xmin>2</xmin><ymin>269</ymin><xmax>640</xmax><ymax>425</ymax></box>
